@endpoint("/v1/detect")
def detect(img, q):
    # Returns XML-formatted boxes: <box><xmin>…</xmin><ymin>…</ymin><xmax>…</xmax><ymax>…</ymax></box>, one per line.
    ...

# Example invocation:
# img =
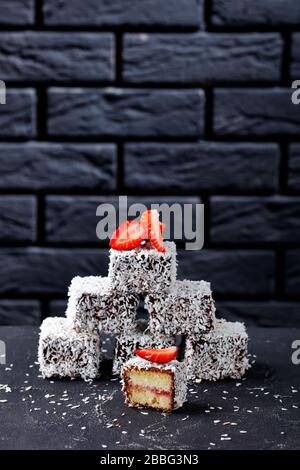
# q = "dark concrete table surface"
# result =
<box><xmin>0</xmin><ymin>326</ymin><xmax>299</xmax><ymax>450</ymax></box>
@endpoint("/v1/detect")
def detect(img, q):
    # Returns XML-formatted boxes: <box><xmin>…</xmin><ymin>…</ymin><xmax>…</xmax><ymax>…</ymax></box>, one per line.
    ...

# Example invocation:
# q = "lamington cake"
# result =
<box><xmin>121</xmin><ymin>355</ymin><xmax>187</xmax><ymax>412</ymax></box>
<box><xmin>113</xmin><ymin>319</ymin><xmax>176</xmax><ymax>375</ymax></box>
<box><xmin>108</xmin><ymin>241</ymin><xmax>177</xmax><ymax>294</ymax></box>
<box><xmin>184</xmin><ymin>319</ymin><xmax>250</xmax><ymax>381</ymax></box>
<box><xmin>146</xmin><ymin>280</ymin><xmax>215</xmax><ymax>339</ymax></box>
<box><xmin>66</xmin><ymin>276</ymin><xmax>139</xmax><ymax>335</ymax></box>
<box><xmin>38</xmin><ymin>317</ymin><xmax>101</xmax><ymax>381</ymax></box>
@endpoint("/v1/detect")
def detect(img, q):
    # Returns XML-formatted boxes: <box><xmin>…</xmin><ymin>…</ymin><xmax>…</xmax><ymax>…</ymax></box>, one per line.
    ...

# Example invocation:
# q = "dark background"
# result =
<box><xmin>0</xmin><ymin>0</ymin><xmax>299</xmax><ymax>328</ymax></box>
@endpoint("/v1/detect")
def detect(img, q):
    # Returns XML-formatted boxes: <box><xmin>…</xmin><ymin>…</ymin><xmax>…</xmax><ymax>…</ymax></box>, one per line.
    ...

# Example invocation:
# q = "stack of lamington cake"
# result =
<box><xmin>38</xmin><ymin>226</ymin><xmax>249</xmax><ymax>388</ymax></box>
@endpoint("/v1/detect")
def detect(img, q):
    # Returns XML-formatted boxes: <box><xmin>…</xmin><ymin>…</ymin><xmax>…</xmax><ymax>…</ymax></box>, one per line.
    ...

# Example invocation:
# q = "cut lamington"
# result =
<box><xmin>38</xmin><ymin>317</ymin><xmax>101</xmax><ymax>381</ymax></box>
<box><xmin>184</xmin><ymin>319</ymin><xmax>250</xmax><ymax>381</ymax></box>
<box><xmin>66</xmin><ymin>276</ymin><xmax>139</xmax><ymax>335</ymax></box>
<box><xmin>121</xmin><ymin>357</ymin><xmax>187</xmax><ymax>412</ymax></box>
<box><xmin>108</xmin><ymin>241</ymin><xmax>177</xmax><ymax>294</ymax></box>
<box><xmin>145</xmin><ymin>280</ymin><xmax>215</xmax><ymax>339</ymax></box>
<box><xmin>113</xmin><ymin>319</ymin><xmax>176</xmax><ymax>375</ymax></box>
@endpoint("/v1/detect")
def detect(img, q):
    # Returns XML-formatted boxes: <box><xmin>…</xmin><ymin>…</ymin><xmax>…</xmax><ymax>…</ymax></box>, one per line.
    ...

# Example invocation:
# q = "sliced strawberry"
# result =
<box><xmin>135</xmin><ymin>346</ymin><xmax>178</xmax><ymax>364</ymax></box>
<box><xmin>140</xmin><ymin>209</ymin><xmax>157</xmax><ymax>239</ymax></box>
<box><xmin>110</xmin><ymin>220</ymin><xmax>145</xmax><ymax>251</ymax></box>
<box><xmin>140</xmin><ymin>210</ymin><xmax>166</xmax><ymax>253</ymax></box>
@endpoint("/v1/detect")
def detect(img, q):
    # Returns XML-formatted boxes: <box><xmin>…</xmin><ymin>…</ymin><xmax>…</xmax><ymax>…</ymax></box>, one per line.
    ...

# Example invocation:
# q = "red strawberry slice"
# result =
<box><xmin>135</xmin><ymin>346</ymin><xmax>178</xmax><ymax>364</ymax></box>
<box><xmin>140</xmin><ymin>209</ymin><xmax>156</xmax><ymax>239</ymax></box>
<box><xmin>140</xmin><ymin>210</ymin><xmax>166</xmax><ymax>253</ymax></box>
<box><xmin>160</xmin><ymin>222</ymin><xmax>165</xmax><ymax>234</ymax></box>
<box><xmin>110</xmin><ymin>220</ymin><xmax>145</xmax><ymax>250</ymax></box>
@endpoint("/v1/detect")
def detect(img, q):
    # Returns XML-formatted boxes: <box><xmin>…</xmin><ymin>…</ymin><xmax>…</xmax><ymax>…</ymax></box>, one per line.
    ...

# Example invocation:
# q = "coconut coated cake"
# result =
<box><xmin>121</xmin><ymin>357</ymin><xmax>187</xmax><ymax>412</ymax></box>
<box><xmin>38</xmin><ymin>317</ymin><xmax>101</xmax><ymax>381</ymax></box>
<box><xmin>184</xmin><ymin>319</ymin><xmax>250</xmax><ymax>381</ymax></box>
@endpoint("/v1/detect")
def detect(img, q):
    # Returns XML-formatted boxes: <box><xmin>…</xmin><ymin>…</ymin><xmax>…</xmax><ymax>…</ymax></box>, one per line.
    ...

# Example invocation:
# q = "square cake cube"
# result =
<box><xmin>66</xmin><ymin>276</ymin><xmax>139</xmax><ymax>335</ymax></box>
<box><xmin>121</xmin><ymin>357</ymin><xmax>187</xmax><ymax>412</ymax></box>
<box><xmin>184</xmin><ymin>319</ymin><xmax>250</xmax><ymax>381</ymax></box>
<box><xmin>108</xmin><ymin>241</ymin><xmax>177</xmax><ymax>294</ymax></box>
<box><xmin>113</xmin><ymin>319</ymin><xmax>176</xmax><ymax>375</ymax></box>
<box><xmin>38</xmin><ymin>317</ymin><xmax>101</xmax><ymax>381</ymax></box>
<box><xmin>145</xmin><ymin>280</ymin><xmax>215</xmax><ymax>339</ymax></box>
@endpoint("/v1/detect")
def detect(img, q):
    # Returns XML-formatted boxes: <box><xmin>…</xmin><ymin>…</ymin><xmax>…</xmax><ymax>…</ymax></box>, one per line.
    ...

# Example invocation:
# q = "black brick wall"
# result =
<box><xmin>0</xmin><ymin>0</ymin><xmax>299</xmax><ymax>327</ymax></box>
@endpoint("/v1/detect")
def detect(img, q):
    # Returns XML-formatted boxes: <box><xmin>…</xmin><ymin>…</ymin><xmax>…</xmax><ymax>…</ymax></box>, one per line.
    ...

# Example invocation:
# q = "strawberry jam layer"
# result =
<box><xmin>128</xmin><ymin>384</ymin><xmax>172</xmax><ymax>397</ymax></box>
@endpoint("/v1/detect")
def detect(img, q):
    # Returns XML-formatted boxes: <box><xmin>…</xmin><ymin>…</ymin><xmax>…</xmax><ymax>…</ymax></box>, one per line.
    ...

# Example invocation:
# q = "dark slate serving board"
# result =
<box><xmin>0</xmin><ymin>326</ymin><xmax>299</xmax><ymax>450</ymax></box>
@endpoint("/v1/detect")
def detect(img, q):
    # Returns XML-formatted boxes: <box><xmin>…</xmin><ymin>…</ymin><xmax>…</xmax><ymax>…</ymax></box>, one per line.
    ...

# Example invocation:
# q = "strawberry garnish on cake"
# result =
<box><xmin>109</xmin><ymin>209</ymin><xmax>166</xmax><ymax>252</ymax></box>
<box><xmin>159</xmin><ymin>222</ymin><xmax>166</xmax><ymax>234</ymax></box>
<box><xmin>140</xmin><ymin>209</ymin><xmax>166</xmax><ymax>252</ymax></box>
<box><xmin>121</xmin><ymin>346</ymin><xmax>187</xmax><ymax>412</ymax></box>
<box><xmin>135</xmin><ymin>346</ymin><xmax>178</xmax><ymax>363</ymax></box>
<box><xmin>109</xmin><ymin>220</ymin><xmax>145</xmax><ymax>250</ymax></box>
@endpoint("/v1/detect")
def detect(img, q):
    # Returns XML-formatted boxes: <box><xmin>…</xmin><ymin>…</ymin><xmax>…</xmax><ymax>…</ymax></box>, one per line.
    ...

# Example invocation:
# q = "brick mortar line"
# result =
<box><xmin>0</xmin><ymin>26</ymin><xmax>202</xmax><ymax>33</ymax></box>
<box><xmin>0</xmin><ymin>137</ymin><xmax>295</xmax><ymax>145</ymax></box>
<box><xmin>36</xmin><ymin>85</ymin><xmax>47</xmax><ymax>138</ymax></box>
<box><xmin>117</xmin><ymin>142</ymin><xmax>124</xmax><ymax>191</ymax></box>
<box><xmin>281</xmin><ymin>32</ymin><xmax>291</xmax><ymax>86</ymax></box>
<box><xmin>0</xmin><ymin>136</ymin><xmax>297</xmax><ymax>144</ymax></box>
<box><xmin>275</xmin><ymin>248</ymin><xmax>285</xmax><ymax>300</ymax></box>
<box><xmin>1</xmin><ymin>25</ymin><xmax>300</xmax><ymax>33</ymax></box>
<box><xmin>3</xmin><ymin>83</ymin><xmax>286</xmax><ymax>88</ymax></box>
<box><xmin>34</xmin><ymin>0</ymin><xmax>43</xmax><ymax>26</ymax></box>
<box><xmin>0</xmin><ymin>190</ymin><xmax>292</xmax><ymax>198</ymax></box>
<box><xmin>204</xmin><ymin>88</ymin><xmax>213</xmax><ymax>139</ymax></box>
<box><xmin>115</xmin><ymin>31</ymin><xmax>123</xmax><ymax>83</ymax></box>
<box><xmin>204</xmin><ymin>0</ymin><xmax>212</xmax><ymax>32</ymax></box>
<box><xmin>206</xmin><ymin>25</ymin><xmax>300</xmax><ymax>33</ymax></box>
<box><xmin>279</xmin><ymin>143</ymin><xmax>289</xmax><ymax>194</ymax></box>
<box><xmin>36</xmin><ymin>194</ymin><xmax>46</xmax><ymax>244</ymax></box>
